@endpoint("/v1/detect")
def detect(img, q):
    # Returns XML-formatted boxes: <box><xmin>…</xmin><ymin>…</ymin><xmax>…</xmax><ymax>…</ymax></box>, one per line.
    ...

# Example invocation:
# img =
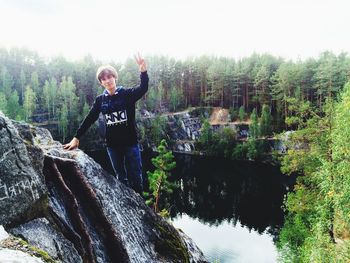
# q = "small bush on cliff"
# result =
<box><xmin>144</xmin><ymin>139</ymin><xmax>176</xmax><ymax>214</ymax></box>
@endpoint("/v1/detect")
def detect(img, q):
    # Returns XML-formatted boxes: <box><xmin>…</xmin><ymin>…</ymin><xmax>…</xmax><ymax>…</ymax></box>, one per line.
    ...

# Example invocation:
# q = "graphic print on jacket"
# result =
<box><xmin>105</xmin><ymin>110</ymin><xmax>128</xmax><ymax>126</ymax></box>
<box><xmin>101</xmin><ymin>88</ymin><xmax>128</xmax><ymax>127</ymax></box>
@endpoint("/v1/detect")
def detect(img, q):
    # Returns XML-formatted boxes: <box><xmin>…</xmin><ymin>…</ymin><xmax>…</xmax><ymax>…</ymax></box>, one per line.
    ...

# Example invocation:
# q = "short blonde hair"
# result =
<box><xmin>96</xmin><ymin>65</ymin><xmax>118</xmax><ymax>83</ymax></box>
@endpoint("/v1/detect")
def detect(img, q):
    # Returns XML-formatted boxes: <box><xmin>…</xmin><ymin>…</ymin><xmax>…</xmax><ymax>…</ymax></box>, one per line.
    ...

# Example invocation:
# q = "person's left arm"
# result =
<box><xmin>126</xmin><ymin>53</ymin><xmax>149</xmax><ymax>102</ymax></box>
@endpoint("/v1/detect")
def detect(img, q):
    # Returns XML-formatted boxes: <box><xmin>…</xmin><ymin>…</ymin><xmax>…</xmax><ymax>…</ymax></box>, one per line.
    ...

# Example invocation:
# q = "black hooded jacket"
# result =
<box><xmin>74</xmin><ymin>71</ymin><xmax>149</xmax><ymax>147</ymax></box>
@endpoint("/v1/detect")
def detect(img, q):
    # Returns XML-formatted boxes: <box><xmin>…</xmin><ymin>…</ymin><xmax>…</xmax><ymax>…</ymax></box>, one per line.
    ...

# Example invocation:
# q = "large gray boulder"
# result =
<box><xmin>0</xmin><ymin>113</ymin><xmax>207</xmax><ymax>263</ymax></box>
<box><xmin>0</xmin><ymin>112</ymin><xmax>47</xmax><ymax>226</ymax></box>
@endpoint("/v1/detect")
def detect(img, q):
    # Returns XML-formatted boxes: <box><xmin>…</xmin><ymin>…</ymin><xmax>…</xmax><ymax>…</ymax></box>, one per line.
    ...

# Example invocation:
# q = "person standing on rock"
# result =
<box><xmin>63</xmin><ymin>54</ymin><xmax>148</xmax><ymax>194</ymax></box>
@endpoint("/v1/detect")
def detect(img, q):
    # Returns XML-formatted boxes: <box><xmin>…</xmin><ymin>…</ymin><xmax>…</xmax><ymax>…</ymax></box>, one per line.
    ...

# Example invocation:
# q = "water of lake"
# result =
<box><xmin>87</xmin><ymin>149</ymin><xmax>294</xmax><ymax>263</ymax></box>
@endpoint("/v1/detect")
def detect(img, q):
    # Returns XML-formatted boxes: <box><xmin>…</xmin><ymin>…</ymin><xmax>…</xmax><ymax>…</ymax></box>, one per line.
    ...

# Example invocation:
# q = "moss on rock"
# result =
<box><xmin>1</xmin><ymin>235</ymin><xmax>56</xmax><ymax>263</ymax></box>
<box><xmin>154</xmin><ymin>221</ymin><xmax>190</xmax><ymax>263</ymax></box>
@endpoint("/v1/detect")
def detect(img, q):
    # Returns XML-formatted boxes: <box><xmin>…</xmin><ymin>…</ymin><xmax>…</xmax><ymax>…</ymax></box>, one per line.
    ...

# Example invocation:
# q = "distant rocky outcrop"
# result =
<box><xmin>139</xmin><ymin>107</ymin><xmax>262</xmax><ymax>153</ymax></box>
<box><xmin>0</xmin><ymin>112</ymin><xmax>208</xmax><ymax>263</ymax></box>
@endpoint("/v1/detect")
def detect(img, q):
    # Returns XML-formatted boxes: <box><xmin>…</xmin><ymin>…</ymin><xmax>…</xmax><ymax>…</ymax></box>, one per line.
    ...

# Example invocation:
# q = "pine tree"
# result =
<box><xmin>59</xmin><ymin>104</ymin><xmax>68</xmax><ymax>142</ymax></box>
<box><xmin>271</xmin><ymin>62</ymin><xmax>296</xmax><ymax>128</ymax></box>
<box><xmin>43</xmin><ymin>80</ymin><xmax>51</xmax><ymax>120</ymax></box>
<box><xmin>168</xmin><ymin>86</ymin><xmax>183</xmax><ymax>112</ymax></box>
<box><xmin>58</xmin><ymin>76</ymin><xmax>79</xmax><ymax>136</ymax></box>
<box><xmin>49</xmin><ymin>78</ymin><xmax>58</xmax><ymax>118</ymax></box>
<box><xmin>145</xmin><ymin>86</ymin><xmax>158</xmax><ymax>111</ymax></box>
<box><xmin>157</xmin><ymin>81</ymin><xmax>164</xmax><ymax>109</ymax></box>
<box><xmin>207</xmin><ymin>58</ymin><xmax>225</xmax><ymax>106</ymax></box>
<box><xmin>254</xmin><ymin>64</ymin><xmax>271</xmax><ymax>109</ymax></box>
<box><xmin>19</xmin><ymin>69</ymin><xmax>26</xmax><ymax>104</ymax></box>
<box><xmin>0</xmin><ymin>67</ymin><xmax>14</xmax><ymax>98</ymax></box>
<box><xmin>249</xmin><ymin>108</ymin><xmax>260</xmax><ymax>138</ymax></box>
<box><xmin>260</xmin><ymin>104</ymin><xmax>272</xmax><ymax>136</ymax></box>
<box><xmin>277</xmin><ymin>94</ymin><xmax>338</xmax><ymax>261</ymax></box>
<box><xmin>6</xmin><ymin>90</ymin><xmax>21</xmax><ymax>120</ymax></box>
<box><xmin>30</xmin><ymin>72</ymin><xmax>40</xmax><ymax>95</ymax></box>
<box><xmin>198</xmin><ymin>119</ymin><xmax>212</xmax><ymax>150</ymax></box>
<box><xmin>23</xmin><ymin>85</ymin><xmax>36</xmax><ymax>122</ymax></box>
<box><xmin>145</xmin><ymin>139</ymin><xmax>176</xmax><ymax>213</ymax></box>
<box><xmin>239</xmin><ymin>106</ymin><xmax>245</xmax><ymax>121</ymax></box>
<box><xmin>149</xmin><ymin>116</ymin><xmax>167</xmax><ymax>145</ymax></box>
<box><xmin>82</xmin><ymin>102</ymin><xmax>90</xmax><ymax>119</ymax></box>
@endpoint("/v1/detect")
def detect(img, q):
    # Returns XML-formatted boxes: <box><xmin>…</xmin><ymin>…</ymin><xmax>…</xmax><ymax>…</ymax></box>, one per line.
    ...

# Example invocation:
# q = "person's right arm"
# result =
<box><xmin>63</xmin><ymin>96</ymin><xmax>101</xmax><ymax>150</ymax></box>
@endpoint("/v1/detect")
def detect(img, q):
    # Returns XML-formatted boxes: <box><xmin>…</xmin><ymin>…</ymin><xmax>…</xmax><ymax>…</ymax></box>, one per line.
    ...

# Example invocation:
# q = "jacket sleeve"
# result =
<box><xmin>126</xmin><ymin>71</ymin><xmax>149</xmax><ymax>103</ymax></box>
<box><xmin>74</xmin><ymin>96</ymin><xmax>101</xmax><ymax>139</ymax></box>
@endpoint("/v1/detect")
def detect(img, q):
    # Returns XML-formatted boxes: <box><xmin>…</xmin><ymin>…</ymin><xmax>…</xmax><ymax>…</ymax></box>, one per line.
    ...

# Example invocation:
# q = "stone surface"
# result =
<box><xmin>0</xmin><ymin>248</ymin><xmax>45</xmax><ymax>263</ymax></box>
<box><xmin>0</xmin><ymin>226</ymin><xmax>9</xmax><ymax>242</ymax></box>
<box><xmin>0</xmin><ymin>113</ymin><xmax>47</xmax><ymax>226</ymax></box>
<box><xmin>10</xmin><ymin>218</ymin><xmax>82</xmax><ymax>263</ymax></box>
<box><xmin>0</xmin><ymin>113</ymin><xmax>208</xmax><ymax>263</ymax></box>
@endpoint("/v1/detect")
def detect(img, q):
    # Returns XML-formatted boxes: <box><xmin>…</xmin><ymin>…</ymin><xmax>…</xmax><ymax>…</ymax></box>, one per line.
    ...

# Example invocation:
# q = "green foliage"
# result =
<box><xmin>197</xmin><ymin>120</ymin><xmax>238</xmax><ymax>158</ymax></box>
<box><xmin>0</xmin><ymin>66</ymin><xmax>14</xmax><ymax>98</ymax></box>
<box><xmin>247</xmin><ymin>138</ymin><xmax>259</xmax><ymax>159</ymax></box>
<box><xmin>0</xmin><ymin>92</ymin><xmax>7</xmax><ymax>115</ymax></box>
<box><xmin>260</xmin><ymin>104</ymin><xmax>272</xmax><ymax>136</ymax></box>
<box><xmin>48</xmin><ymin>78</ymin><xmax>58</xmax><ymax>118</ymax></box>
<box><xmin>254</xmin><ymin>62</ymin><xmax>273</xmax><ymax>107</ymax></box>
<box><xmin>228</xmin><ymin>107</ymin><xmax>238</xmax><ymax>121</ymax></box>
<box><xmin>118</xmin><ymin>57</ymin><xmax>138</xmax><ymax>86</ymax></box>
<box><xmin>238</xmin><ymin>106</ymin><xmax>245</xmax><ymax>121</ymax></box>
<box><xmin>168</xmin><ymin>86</ymin><xmax>184</xmax><ymax>112</ymax></box>
<box><xmin>145</xmin><ymin>139</ymin><xmax>176</xmax><ymax>213</ymax></box>
<box><xmin>330</xmin><ymin>82</ymin><xmax>350</xmax><ymax>227</ymax></box>
<box><xmin>43</xmin><ymin>81</ymin><xmax>51</xmax><ymax>119</ymax></box>
<box><xmin>207</xmin><ymin>58</ymin><xmax>229</xmax><ymax>107</ymax></box>
<box><xmin>148</xmin><ymin>116</ymin><xmax>167</xmax><ymax>146</ymax></box>
<box><xmin>198</xmin><ymin>119</ymin><xmax>212</xmax><ymax>149</ymax></box>
<box><xmin>59</xmin><ymin>104</ymin><xmax>68</xmax><ymax>142</ymax></box>
<box><xmin>158</xmin><ymin>208</ymin><xmax>170</xmax><ymax>218</ymax></box>
<box><xmin>249</xmin><ymin>108</ymin><xmax>260</xmax><ymax>138</ymax></box>
<box><xmin>278</xmin><ymin>82</ymin><xmax>350</xmax><ymax>262</ymax></box>
<box><xmin>17</xmin><ymin>238</ymin><xmax>56</xmax><ymax>263</ymax></box>
<box><xmin>23</xmin><ymin>85</ymin><xmax>36</xmax><ymax>122</ymax></box>
<box><xmin>30</xmin><ymin>72</ymin><xmax>40</xmax><ymax>94</ymax></box>
<box><xmin>231</xmin><ymin>143</ymin><xmax>248</xmax><ymax>159</ymax></box>
<box><xmin>197</xmin><ymin>117</ymin><xmax>269</xmax><ymax>160</ymax></box>
<box><xmin>153</xmin><ymin>222</ymin><xmax>190</xmax><ymax>263</ymax></box>
<box><xmin>58</xmin><ymin>76</ymin><xmax>79</xmax><ymax>135</ymax></box>
<box><xmin>145</xmin><ymin>81</ymin><xmax>165</xmax><ymax>112</ymax></box>
<box><xmin>6</xmin><ymin>90</ymin><xmax>22</xmax><ymax>120</ymax></box>
<box><xmin>157</xmin><ymin>81</ymin><xmax>164</xmax><ymax>108</ymax></box>
<box><xmin>42</xmin><ymin>78</ymin><xmax>58</xmax><ymax>121</ymax></box>
<box><xmin>219</xmin><ymin>127</ymin><xmax>237</xmax><ymax>158</ymax></box>
<box><xmin>81</xmin><ymin>102</ymin><xmax>90</xmax><ymax>120</ymax></box>
<box><xmin>145</xmin><ymin>86</ymin><xmax>158</xmax><ymax>111</ymax></box>
<box><xmin>19</xmin><ymin>69</ymin><xmax>26</xmax><ymax>103</ymax></box>
<box><xmin>277</xmin><ymin>213</ymin><xmax>311</xmax><ymax>263</ymax></box>
<box><xmin>271</xmin><ymin>62</ymin><xmax>298</xmax><ymax>125</ymax></box>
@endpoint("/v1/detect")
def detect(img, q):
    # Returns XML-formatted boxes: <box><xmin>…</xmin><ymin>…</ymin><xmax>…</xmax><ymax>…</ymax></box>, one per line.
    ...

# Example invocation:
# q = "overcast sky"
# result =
<box><xmin>0</xmin><ymin>0</ymin><xmax>349</xmax><ymax>62</ymax></box>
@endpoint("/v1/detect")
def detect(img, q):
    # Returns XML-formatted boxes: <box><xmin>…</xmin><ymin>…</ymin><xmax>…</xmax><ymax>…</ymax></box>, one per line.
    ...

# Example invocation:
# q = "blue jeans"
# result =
<box><xmin>106</xmin><ymin>144</ymin><xmax>143</xmax><ymax>194</ymax></box>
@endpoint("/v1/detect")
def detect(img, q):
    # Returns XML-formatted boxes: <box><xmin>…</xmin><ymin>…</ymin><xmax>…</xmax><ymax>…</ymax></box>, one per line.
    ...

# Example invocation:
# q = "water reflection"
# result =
<box><xmin>146</xmin><ymin>153</ymin><xmax>292</xmax><ymax>241</ymax></box>
<box><xmin>171</xmin><ymin>214</ymin><xmax>277</xmax><ymax>263</ymax></box>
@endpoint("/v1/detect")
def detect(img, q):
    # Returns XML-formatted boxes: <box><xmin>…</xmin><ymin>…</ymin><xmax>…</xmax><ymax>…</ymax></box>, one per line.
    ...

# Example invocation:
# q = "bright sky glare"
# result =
<box><xmin>0</xmin><ymin>0</ymin><xmax>349</xmax><ymax>62</ymax></box>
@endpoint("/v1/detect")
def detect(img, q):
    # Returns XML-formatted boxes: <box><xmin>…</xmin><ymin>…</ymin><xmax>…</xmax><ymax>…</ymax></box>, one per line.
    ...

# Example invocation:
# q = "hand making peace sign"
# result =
<box><xmin>134</xmin><ymin>53</ymin><xmax>147</xmax><ymax>72</ymax></box>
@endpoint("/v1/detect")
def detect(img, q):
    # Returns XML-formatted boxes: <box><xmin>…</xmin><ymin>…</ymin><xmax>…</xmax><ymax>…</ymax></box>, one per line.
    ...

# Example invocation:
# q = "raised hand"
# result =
<box><xmin>134</xmin><ymin>53</ymin><xmax>147</xmax><ymax>72</ymax></box>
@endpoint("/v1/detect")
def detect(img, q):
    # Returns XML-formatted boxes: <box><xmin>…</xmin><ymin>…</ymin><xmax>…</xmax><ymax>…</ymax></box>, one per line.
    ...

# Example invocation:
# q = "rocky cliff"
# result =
<box><xmin>0</xmin><ymin>112</ymin><xmax>207</xmax><ymax>263</ymax></box>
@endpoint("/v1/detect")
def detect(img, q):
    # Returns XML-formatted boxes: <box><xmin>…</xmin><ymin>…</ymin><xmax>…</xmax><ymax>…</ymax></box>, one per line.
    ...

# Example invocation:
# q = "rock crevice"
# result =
<box><xmin>0</xmin><ymin>113</ymin><xmax>208</xmax><ymax>263</ymax></box>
